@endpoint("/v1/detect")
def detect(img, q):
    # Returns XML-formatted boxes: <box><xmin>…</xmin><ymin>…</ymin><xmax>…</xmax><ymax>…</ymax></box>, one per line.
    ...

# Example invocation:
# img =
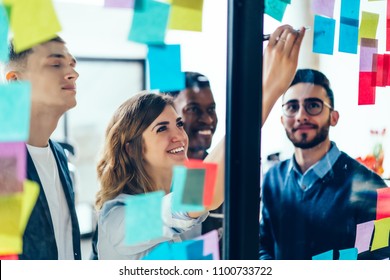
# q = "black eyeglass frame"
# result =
<box><xmin>281</xmin><ymin>97</ymin><xmax>333</xmax><ymax>118</ymax></box>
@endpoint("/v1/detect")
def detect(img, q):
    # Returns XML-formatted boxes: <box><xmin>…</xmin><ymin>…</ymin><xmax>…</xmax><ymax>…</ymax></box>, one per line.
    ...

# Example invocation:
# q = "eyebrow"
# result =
<box><xmin>151</xmin><ymin>117</ymin><xmax>182</xmax><ymax>131</ymax></box>
<box><xmin>284</xmin><ymin>97</ymin><xmax>322</xmax><ymax>103</ymax></box>
<box><xmin>47</xmin><ymin>53</ymin><xmax>77</xmax><ymax>65</ymax></box>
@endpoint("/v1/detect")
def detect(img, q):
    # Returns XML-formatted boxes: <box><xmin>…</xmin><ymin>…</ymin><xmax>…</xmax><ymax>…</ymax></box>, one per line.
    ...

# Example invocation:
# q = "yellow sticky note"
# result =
<box><xmin>20</xmin><ymin>180</ymin><xmax>39</xmax><ymax>233</ymax></box>
<box><xmin>359</xmin><ymin>11</ymin><xmax>379</xmax><ymax>42</ymax></box>
<box><xmin>0</xmin><ymin>180</ymin><xmax>39</xmax><ymax>255</ymax></box>
<box><xmin>371</xmin><ymin>217</ymin><xmax>390</xmax><ymax>251</ymax></box>
<box><xmin>168</xmin><ymin>0</ymin><xmax>204</xmax><ymax>32</ymax></box>
<box><xmin>0</xmin><ymin>192</ymin><xmax>23</xmax><ymax>254</ymax></box>
<box><xmin>10</xmin><ymin>0</ymin><xmax>61</xmax><ymax>53</ymax></box>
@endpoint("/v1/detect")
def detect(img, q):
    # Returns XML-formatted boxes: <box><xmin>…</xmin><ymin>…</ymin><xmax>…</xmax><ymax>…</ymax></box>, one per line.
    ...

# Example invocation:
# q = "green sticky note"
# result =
<box><xmin>371</xmin><ymin>217</ymin><xmax>390</xmax><ymax>251</ymax></box>
<box><xmin>124</xmin><ymin>191</ymin><xmax>164</xmax><ymax>245</ymax></box>
<box><xmin>359</xmin><ymin>11</ymin><xmax>379</xmax><ymax>41</ymax></box>
<box><xmin>168</xmin><ymin>0</ymin><xmax>204</xmax><ymax>32</ymax></box>
<box><xmin>265</xmin><ymin>0</ymin><xmax>288</xmax><ymax>22</ymax></box>
<box><xmin>0</xmin><ymin>82</ymin><xmax>31</xmax><ymax>142</ymax></box>
<box><xmin>128</xmin><ymin>0</ymin><xmax>170</xmax><ymax>45</ymax></box>
<box><xmin>10</xmin><ymin>0</ymin><xmax>61</xmax><ymax>53</ymax></box>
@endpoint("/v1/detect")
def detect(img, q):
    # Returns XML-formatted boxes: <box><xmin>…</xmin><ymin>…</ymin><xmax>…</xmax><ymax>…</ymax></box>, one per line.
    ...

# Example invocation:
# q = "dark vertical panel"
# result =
<box><xmin>224</xmin><ymin>0</ymin><xmax>264</xmax><ymax>260</ymax></box>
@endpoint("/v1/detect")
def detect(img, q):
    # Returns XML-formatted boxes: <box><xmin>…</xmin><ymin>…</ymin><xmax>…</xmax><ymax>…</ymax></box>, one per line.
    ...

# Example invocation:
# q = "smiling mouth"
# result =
<box><xmin>167</xmin><ymin>146</ymin><xmax>185</xmax><ymax>154</ymax></box>
<box><xmin>198</xmin><ymin>129</ymin><xmax>213</xmax><ymax>136</ymax></box>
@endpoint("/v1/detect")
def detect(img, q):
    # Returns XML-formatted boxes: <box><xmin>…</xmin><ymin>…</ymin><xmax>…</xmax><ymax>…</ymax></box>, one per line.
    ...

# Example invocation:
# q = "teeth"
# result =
<box><xmin>168</xmin><ymin>147</ymin><xmax>184</xmax><ymax>154</ymax></box>
<box><xmin>198</xmin><ymin>130</ymin><xmax>212</xmax><ymax>135</ymax></box>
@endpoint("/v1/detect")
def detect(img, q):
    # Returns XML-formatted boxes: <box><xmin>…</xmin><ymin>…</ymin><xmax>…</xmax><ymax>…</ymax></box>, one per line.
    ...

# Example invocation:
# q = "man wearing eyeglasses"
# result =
<box><xmin>259</xmin><ymin>69</ymin><xmax>389</xmax><ymax>260</ymax></box>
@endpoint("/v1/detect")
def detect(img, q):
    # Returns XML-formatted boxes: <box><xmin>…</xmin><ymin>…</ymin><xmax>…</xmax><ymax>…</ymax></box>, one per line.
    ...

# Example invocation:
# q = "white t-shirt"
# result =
<box><xmin>27</xmin><ymin>144</ymin><xmax>74</xmax><ymax>260</ymax></box>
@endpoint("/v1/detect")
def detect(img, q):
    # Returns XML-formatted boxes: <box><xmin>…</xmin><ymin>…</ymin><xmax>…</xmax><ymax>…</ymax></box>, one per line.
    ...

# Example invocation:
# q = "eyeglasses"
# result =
<box><xmin>282</xmin><ymin>98</ymin><xmax>333</xmax><ymax>118</ymax></box>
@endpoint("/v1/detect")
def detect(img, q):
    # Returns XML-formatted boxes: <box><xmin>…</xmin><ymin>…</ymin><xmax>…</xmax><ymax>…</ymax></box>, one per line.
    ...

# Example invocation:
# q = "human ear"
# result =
<box><xmin>5</xmin><ymin>71</ymin><xmax>20</xmax><ymax>82</ymax></box>
<box><xmin>330</xmin><ymin>110</ymin><xmax>339</xmax><ymax>127</ymax></box>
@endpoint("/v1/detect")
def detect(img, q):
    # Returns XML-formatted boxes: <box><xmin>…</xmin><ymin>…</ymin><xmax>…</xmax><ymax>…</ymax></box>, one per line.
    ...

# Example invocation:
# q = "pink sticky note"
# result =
<box><xmin>0</xmin><ymin>142</ymin><xmax>26</xmax><ymax>194</ymax></box>
<box><xmin>355</xmin><ymin>220</ymin><xmax>375</xmax><ymax>253</ymax></box>
<box><xmin>376</xmin><ymin>187</ymin><xmax>390</xmax><ymax>220</ymax></box>
<box><xmin>194</xmin><ymin>229</ymin><xmax>220</xmax><ymax>260</ymax></box>
<box><xmin>104</xmin><ymin>0</ymin><xmax>134</xmax><ymax>9</ymax></box>
<box><xmin>360</xmin><ymin>38</ymin><xmax>378</xmax><ymax>72</ymax></box>
<box><xmin>358</xmin><ymin>72</ymin><xmax>376</xmax><ymax>105</ymax></box>
<box><xmin>311</xmin><ymin>0</ymin><xmax>335</xmax><ymax>18</ymax></box>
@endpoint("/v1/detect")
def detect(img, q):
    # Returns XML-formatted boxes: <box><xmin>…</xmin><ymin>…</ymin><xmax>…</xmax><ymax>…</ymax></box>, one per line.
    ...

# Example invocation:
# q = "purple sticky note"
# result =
<box><xmin>0</xmin><ymin>142</ymin><xmax>26</xmax><ymax>194</ymax></box>
<box><xmin>312</xmin><ymin>0</ymin><xmax>335</xmax><ymax>18</ymax></box>
<box><xmin>194</xmin><ymin>229</ymin><xmax>220</xmax><ymax>260</ymax></box>
<box><xmin>360</xmin><ymin>38</ymin><xmax>378</xmax><ymax>72</ymax></box>
<box><xmin>104</xmin><ymin>0</ymin><xmax>134</xmax><ymax>8</ymax></box>
<box><xmin>355</xmin><ymin>220</ymin><xmax>375</xmax><ymax>253</ymax></box>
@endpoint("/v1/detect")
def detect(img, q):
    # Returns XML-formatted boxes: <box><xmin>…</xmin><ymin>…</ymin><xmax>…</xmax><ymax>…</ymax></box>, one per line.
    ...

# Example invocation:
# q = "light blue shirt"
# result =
<box><xmin>289</xmin><ymin>141</ymin><xmax>341</xmax><ymax>191</ymax></box>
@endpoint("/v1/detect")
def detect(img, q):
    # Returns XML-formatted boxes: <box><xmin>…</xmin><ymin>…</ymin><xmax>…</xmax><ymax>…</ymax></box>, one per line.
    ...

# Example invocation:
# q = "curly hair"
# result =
<box><xmin>95</xmin><ymin>92</ymin><xmax>174</xmax><ymax>209</ymax></box>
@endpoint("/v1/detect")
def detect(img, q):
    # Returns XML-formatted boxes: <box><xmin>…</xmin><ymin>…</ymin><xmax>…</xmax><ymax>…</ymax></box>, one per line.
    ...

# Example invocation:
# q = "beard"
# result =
<box><xmin>285</xmin><ymin>119</ymin><xmax>330</xmax><ymax>149</ymax></box>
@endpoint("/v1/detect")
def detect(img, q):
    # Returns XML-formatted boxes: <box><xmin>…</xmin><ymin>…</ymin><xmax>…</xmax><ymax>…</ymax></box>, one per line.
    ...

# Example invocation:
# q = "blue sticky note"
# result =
<box><xmin>128</xmin><ymin>0</ymin><xmax>170</xmax><ymax>45</ymax></box>
<box><xmin>339</xmin><ymin>17</ymin><xmax>359</xmax><ymax>54</ymax></box>
<box><xmin>142</xmin><ymin>242</ymin><xmax>173</xmax><ymax>260</ymax></box>
<box><xmin>340</xmin><ymin>0</ymin><xmax>360</xmax><ymax>21</ymax></box>
<box><xmin>313</xmin><ymin>15</ymin><xmax>335</xmax><ymax>55</ymax></box>
<box><xmin>147</xmin><ymin>44</ymin><xmax>185</xmax><ymax>91</ymax></box>
<box><xmin>170</xmin><ymin>240</ymin><xmax>204</xmax><ymax>260</ymax></box>
<box><xmin>312</xmin><ymin>249</ymin><xmax>333</xmax><ymax>260</ymax></box>
<box><xmin>0</xmin><ymin>83</ymin><xmax>31</xmax><ymax>142</ymax></box>
<box><xmin>124</xmin><ymin>191</ymin><xmax>164</xmax><ymax>245</ymax></box>
<box><xmin>338</xmin><ymin>248</ymin><xmax>358</xmax><ymax>260</ymax></box>
<box><xmin>264</xmin><ymin>0</ymin><xmax>288</xmax><ymax>22</ymax></box>
<box><xmin>0</xmin><ymin>4</ymin><xmax>9</xmax><ymax>62</ymax></box>
<box><xmin>182</xmin><ymin>168</ymin><xmax>205</xmax><ymax>207</ymax></box>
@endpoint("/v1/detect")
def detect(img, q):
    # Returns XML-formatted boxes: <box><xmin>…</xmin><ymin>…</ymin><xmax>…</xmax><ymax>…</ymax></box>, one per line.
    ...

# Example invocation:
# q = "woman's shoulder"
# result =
<box><xmin>100</xmin><ymin>193</ymin><xmax>131</xmax><ymax>220</ymax></box>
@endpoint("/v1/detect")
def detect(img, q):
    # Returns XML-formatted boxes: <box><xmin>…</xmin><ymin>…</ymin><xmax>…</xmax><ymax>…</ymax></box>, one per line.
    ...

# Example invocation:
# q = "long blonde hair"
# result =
<box><xmin>95</xmin><ymin>92</ymin><xmax>174</xmax><ymax>209</ymax></box>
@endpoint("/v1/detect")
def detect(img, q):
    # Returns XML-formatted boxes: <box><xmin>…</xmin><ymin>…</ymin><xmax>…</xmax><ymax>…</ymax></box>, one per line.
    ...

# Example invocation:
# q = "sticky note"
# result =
<box><xmin>312</xmin><ymin>0</ymin><xmax>335</xmax><ymax>18</ymax></box>
<box><xmin>376</xmin><ymin>187</ymin><xmax>390</xmax><ymax>220</ymax></box>
<box><xmin>0</xmin><ymin>82</ymin><xmax>31</xmax><ymax>142</ymax></box>
<box><xmin>128</xmin><ymin>0</ymin><xmax>170</xmax><ymax>45</ymax></box>
<box><xmin>171</xmin><ymin>165</ymin><xmax>205</xmax><ymax>212</ymax></box>
<box><xmin>194</xmin><ymin>229</ymin><xmax>220</xmax><ymax>260</ymax></box>
<box><xmin>170</xmin><ymin>239</ymin><xmax>204</xmax><ymax>260</ymax></box>
<box><xmin>125</xmin><ymin>191</ymin><xmax>164</xmax><ymax>245</ymax></box>
<box><xmin>0</xmin><ymin>180</ymin><xmax>39</xmax><ymax>255</ymax></box>
<box><xmin>339</xmin><ymin>248</ymin><xmax>358</xmax><ymax>260</ymax></box>
<box><xmin>360</xmin><ymin>38</ymin><xmax>378</xmax><ymax>72</ymax></box>
<box><xmin>142</xmin><ymin>242</ymin><xmax>173</xmax><ymax>260</ymax></box>
<box><xmin>182</xmin><ymin>168</ymin><xmax>205</xmax><ymax>207</ymax></box>
<box><xmin>358</xmin><ymin>72</ymin><xmax>376</xmax><ymax>105</ymax></box>
<box><xmin>264</xmin><ymin>0</ymin><xmax>288</xmax><ymax>22</ymax></box>
<box><xmin>0</xmin><ymin>254</ymin><xmax>18</xmax><ymax>260</ymax></box>
<box><xmin>0</xmin><ymin>4</ymin><xmax>9</xmax><ymax>62</ymax></box>
<box><xmin>355</xmin><ymin>220</ymin><xmax>375</xmax><ymax>253</ymax></box>
<box><xmin>374</xmin><ymin>54</ymin><xmax>389</xmax><ymax>87</ymax></box>
<box><xmin>104</xmin><ymin>0</ymin><xmax>134</xmax><ymax>8</ymax></box>
<box><xmin>0</xmin><ymin>142</ymin><xmax>26</xmax><ymax>195</ymax></box>
<box><xmin>359</xmin><ymin>12</ymin><xmax>379</xmax><ymax>41</ymax></box>
<box><xmin>313</xmin><ymin>15</ymin><xmax>335</xmax><ymax>55</ymax></box>
<box><xmin>9</xmin><ymin>0</ymin><xmax>61</xmax><ymax>53</ymax></box>
<box><xmin>168</xmin><ymin>0</ymin><xmax>204</xmax><ymax>32</ymax></box>
<box><xmin>184</xmin><ymin>159</ymin><xmax>218</xmax><ymax>207</ymax></box>
<box><xmin>339</xmin><ymin>17</ymin><xmax>359</xmax><ymax>54</ymax></box>
<box><xmin>387</xmin><ymin>2</ymin><xmax>390</xmax><ymax>51</ymax></box>
<box><xmin>340</xmin><ymin>0</ymin><xmax>360</xmax><ymax>20</ymax></box>
<box><xmin>371</xmin><ymin>217</ymin><xmax>390</xmax><ymax>251</ymax></box>
<box><xmin>312</xmin><ymin>249</ymin><xmax>333</xmax><ymax>260</ymax></box>
<box><xmin>147</xmin><ymin>44</ymin><xmax>185</xmax><ymax>91</ymax></box>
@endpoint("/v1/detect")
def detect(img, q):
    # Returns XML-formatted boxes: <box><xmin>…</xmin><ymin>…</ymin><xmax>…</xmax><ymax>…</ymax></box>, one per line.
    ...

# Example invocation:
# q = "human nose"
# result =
<box><xmin>65</xmin><ymin>67</ymin><xmax>79</xmax><ymax>81</ymax></box>
<box><xmin>198</xmin><ymin>111</ymin><xmax>214</xmax><ymax>124</ymax></box>
<box><xmin>171</xmin><ymin>127</ymin><xmax>187</xmax><ymax>143</ymax></box>
<box><xmin>295</xmin><ymin>103</ymin><xmax>309</xmax><ymax>121</ymax></box>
